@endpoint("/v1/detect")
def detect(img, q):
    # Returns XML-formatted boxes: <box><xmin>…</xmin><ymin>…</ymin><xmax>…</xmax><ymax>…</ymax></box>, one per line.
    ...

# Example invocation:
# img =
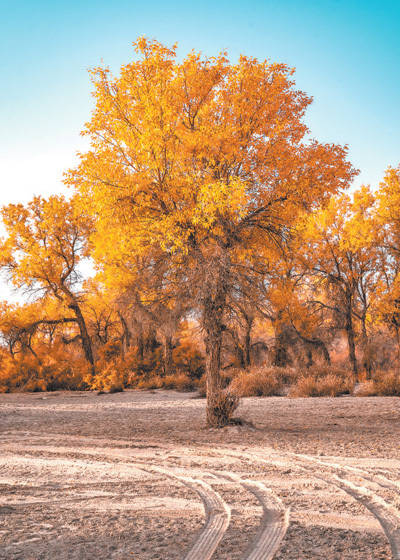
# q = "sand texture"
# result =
<box><xmin>1</xmin><ymin>390</ymin><xmax>400</xmax><ymax>559</ymax></box>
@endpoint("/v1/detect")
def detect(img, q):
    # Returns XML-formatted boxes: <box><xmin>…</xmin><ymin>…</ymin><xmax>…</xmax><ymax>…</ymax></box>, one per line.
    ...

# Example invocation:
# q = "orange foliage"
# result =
<box><xmin>1</xmin><ymin>37</ymin><xmax>400</xmax><ymax>419</ymax></box>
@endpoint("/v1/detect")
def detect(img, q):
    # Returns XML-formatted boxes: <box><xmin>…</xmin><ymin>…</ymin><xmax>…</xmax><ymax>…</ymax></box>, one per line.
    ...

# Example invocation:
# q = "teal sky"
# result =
<box><xmin>1</xmin><ymin>0</ymin><xmax>399</xmax><ymax>205</ymax></box>
<box><xmin>0</xmin><ymin>0</ymin><xmax>399</xmax><ymax>298</ymax></box>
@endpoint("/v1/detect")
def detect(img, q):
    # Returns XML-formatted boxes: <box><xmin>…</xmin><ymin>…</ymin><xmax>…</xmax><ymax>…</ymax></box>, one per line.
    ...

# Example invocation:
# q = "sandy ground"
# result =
<box><xmin>1</xmin><ymin>390</ymin><xmax>400</xmax><ymax>559</ymax></box>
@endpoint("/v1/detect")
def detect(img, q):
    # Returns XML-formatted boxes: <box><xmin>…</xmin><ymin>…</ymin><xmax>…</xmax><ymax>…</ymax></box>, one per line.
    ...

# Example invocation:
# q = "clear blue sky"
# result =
<box><xmin>0</xmin><ymin>0</ymin><xmax>399</xmax><ymax>297</ymax></box>
<box><xmin>1</xmin><ymin>0</ymin><xmax>399</xmax><ymax>202</ymax></box>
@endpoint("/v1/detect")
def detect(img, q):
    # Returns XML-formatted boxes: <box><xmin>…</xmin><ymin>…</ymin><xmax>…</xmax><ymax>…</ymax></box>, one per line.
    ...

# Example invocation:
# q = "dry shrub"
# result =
<box><xmin>135</xmin><ymin>375</ymin><xmax>163</xmax><ymax>390</ymax></box>
<box><xmin>134</xmin><ymin>372</ymin><xmax>195</xmax><ymax>392</ymax></box>
<box><xmin>356</xmin><ymin>380</ymin><xmax>378</xmax><ymax>397</ymax></box>
<box><xmin>229</xmin><ymin>367</ymin><xmax>284</xmax><ymax>397</ymax></box>
<box><xmin>196</xmin><ymin>366</ymin><xmax>297</xmax><ymax>399</ymax></box>
<box><xmin>357</xmin><ymin>370</ymin><xmax>400</xmax><ymax>397</ymax></box>
<box><xmin>289</xmin><ymin>372</ymin><xmax>354</xmax><ymax>398</ymax></box>
<box><xmin>305</xmin><ymin>364</ymin><xmax>350</xmax><ymax>381</ymax></box>
<box><xmin>162</xmin><ymin>373</ymin><xmax>195</xmax><ymax>391</ymax></box>
<box><xmin>271</xmin><ymin>366</ymin><xmax>299</xmax><ymax>385</ymax></box>
<box><xmin>209</xmin><ymin>391</ymin><xmax>239</xmax><ymax>427</ymax></box>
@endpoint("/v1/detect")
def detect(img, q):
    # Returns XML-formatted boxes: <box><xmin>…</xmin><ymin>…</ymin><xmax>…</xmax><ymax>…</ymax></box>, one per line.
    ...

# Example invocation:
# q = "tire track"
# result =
<box><xmin>1</xmin><ymin>444</ymin><xmax>231</xmax><ymax>560</ymax></box>
<box><xmin>4</xmin><ymin>435</ymin><xmax>398</xmax><ymax>559</ymax></box>
<box><xmin>223</xmin><ymin>472</ymin><xmax>289</xmax><ymax>560</ymax></box>
<box><xmin>138</xmin><ymin>464</ymin><xmax>231</xmax><ymax>560</ymax></box>
<box><xmin>249</xmin><ymin>449</ymin><xmax>400</xmax><ymax>560</ymax></box>
<box><xmin>1</xmin><ymin>439</ymin><xmax>288</xmax><ymax>560</ymax></box>
<box><xmin>290</xmin><ymin>453</ymin><xmax>400</xmax><ymax>559</ymax></box>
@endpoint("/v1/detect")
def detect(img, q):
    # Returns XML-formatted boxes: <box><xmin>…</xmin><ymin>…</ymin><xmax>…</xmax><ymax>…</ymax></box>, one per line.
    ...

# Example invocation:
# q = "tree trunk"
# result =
<box><xmin>272</xmin><ymin>326</ymin><xmax>291</xmax><ymax>367</ymax></box>
<box><xmin>319</xmin><ymin>340</ymin><xmax>331</xmax><ymax>365</ymax></box>
<box><xmin>305</xmin><ymin>348</ymin><xmax>313</xmax><ymax>368</ymax></box>
<box><xmin>136</xmin><ymin>329</ymin><xmax>144</xmax><ymax>363</ymax></box>
<box><xmin>361</xmin><ymin>317</ymin><xmax>372</xmax><ymax>380</ymax></box>
<box><xmin>308</xmin><ymin>338</ymin><xmax>331</xmax><ymax>365</ymax></box>
<box><xmin>118</xmin><ymin>312</ymin><xmax>132</xmax><ymax>355</ymax></box>
<box><xmin>162</xmin><ymin>334</ymin><xmax>173</xmax><ymax>376</ymax></box>
<box><xmin>204</xmin><ymin>321</ymin><xmax>224</xmax><ymax>427</ymax></box>
<box><xmin>345</xmin><ymin>309</ymin><xmax>357</xmax><ymax>376</ymax></box>
<box><xmin>394</xmin><ymin>326</ymin><xmax>400</xmax><ymax>368</ymax></box>
<box><xmin>144</xmin><ymin>326</ymin><xmax>158</xmax><ymax>354</ymax></box>
<box><xmin>202</xmin><ymin>255</ymin><xmax>230</xmax><ymax>428</ymax></box>
<box><xmin>227</xmin><ymin>328</ymin><xmax>245</xmax><ymax>368</ymax></box>
<box><xmin>243</xmin><ymin>316</ymin><xmax>253</xmax><ymax>368</ymax></box>
<box><xmin>68</xmin><ymin>301</ymin><xmax>95</xmax><ymax>374</ymax></box>
<box><xmin>235</xmin><ymin>343</ymin><xmax>246</xmax><ymax>369</ymax></box>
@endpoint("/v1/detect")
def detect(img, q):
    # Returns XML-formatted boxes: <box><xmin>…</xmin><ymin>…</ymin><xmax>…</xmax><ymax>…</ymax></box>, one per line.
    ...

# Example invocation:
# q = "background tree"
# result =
<box><xmin>0</xmin><ymin>195</ymin><xmax>95</xmax><ymax>372</ymax></box>
<box><xmin>376</xmin><ymin>165</ymin><xmax>400</xmax><ymax>359</ymax></box>
<box><xmin>299</xmin><ymin>187</ymin><xmax>381</xmax><ymax>376</ymax></box>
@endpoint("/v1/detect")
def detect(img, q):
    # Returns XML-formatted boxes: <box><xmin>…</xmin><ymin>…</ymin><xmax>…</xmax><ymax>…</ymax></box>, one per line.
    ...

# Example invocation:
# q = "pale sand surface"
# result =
<box><xmin>0</xmin><ymin>390</ymin><xmax>399</xmax><ymax>559</ymax></box>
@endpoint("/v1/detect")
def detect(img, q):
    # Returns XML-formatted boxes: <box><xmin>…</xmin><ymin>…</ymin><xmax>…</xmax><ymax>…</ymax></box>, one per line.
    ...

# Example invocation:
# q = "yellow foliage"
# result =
<box><xmin>66</xmin><ymin>37</ymin><xmax>356</xmax><ymax>294</ymax></box>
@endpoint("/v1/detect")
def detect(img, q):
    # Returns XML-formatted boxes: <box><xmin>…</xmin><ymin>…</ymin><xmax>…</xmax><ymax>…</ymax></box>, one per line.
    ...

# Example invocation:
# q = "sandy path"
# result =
<box><xmin>1</xmin><ymin>390</ymin><xmax>399</xmax><ymax>559</ymax></box>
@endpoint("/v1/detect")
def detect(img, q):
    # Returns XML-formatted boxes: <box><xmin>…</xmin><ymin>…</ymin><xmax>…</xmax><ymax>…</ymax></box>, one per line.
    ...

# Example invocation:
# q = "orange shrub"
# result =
<box><xmin>172</xmin><ymin>341</ymin><xmax>205</xmax><ymax>379</ymax></box>
<box><xmin>85</xmin><ymin>362</ymin><xmax>127</xmax><ymax>392</ymax></box>
<box><xmin>0</xmin><ymin>346</ymin><xmax>89</xmax><ymax>393</ymax></box>
<box><xmin>134</xmin><ymin>372</ymin><xmax>195</xmax><ymax>392</ymax></box>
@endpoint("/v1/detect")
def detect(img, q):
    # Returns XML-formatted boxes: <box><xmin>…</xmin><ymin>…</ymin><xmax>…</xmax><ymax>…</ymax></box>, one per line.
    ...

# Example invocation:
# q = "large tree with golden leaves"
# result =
<box><xmin>68</xmin><ymin>38</ymin><xmax>356</xmax><ymax>426</ymax></box>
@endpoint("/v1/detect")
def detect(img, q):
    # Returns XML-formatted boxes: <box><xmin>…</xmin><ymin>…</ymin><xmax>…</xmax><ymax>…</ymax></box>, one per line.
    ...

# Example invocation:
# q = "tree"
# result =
<box><xmin>0</xmin><ymin>195</ymin><xmax>95</xmax><ymax>373</ymax></box>
<box><xmin>0</xmin><ymin>299</ymin><xmax>78</xmax><ymax>359</ymax></box>
<box><xmin>376</xmin><ymin>165</ymin><xmax>400</xmax><ymax>359</ymax></box>
<box><xmin>68</xmin><ymin>38</ymin><xmax>356</xmax><ymax>426</ymax></box>
<box><xmin>299</xmin><ymin>187</ymin><xmax>381</xmax><ymax>376</ymax></box>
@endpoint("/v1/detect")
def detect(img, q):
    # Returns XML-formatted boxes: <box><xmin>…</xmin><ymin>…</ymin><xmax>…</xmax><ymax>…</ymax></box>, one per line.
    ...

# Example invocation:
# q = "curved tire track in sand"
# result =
<box><xmin>139</xmin><ymin>464</ymin><xmax>231</xmax><ymax>560</ymax></box>
<box><xmin>327</xmin><ymin>473</ymin><xmax>400</xmax><ymax>559</ymax></box>
<box><xmin>241</xmin><ymin>480</ymin><xmax>289</xmax><ymax>560</ymax></box>
<box><xmin>4</xmin><ymin>435</ymin><xmax>400</xmax><ymax>559</ymax></box>
<box><xmin>123</xmin><ymin>461</ymin><xmax>289</xmax><ymax>560</ymax></box>
<box><xmin>108</xmin><ymin>460</ymin><xmax>289</xmax><ymax>560</ymax></box>
<box><xmin>249</xmin><ymin>449</ymin><xmax>400</xmax><ymax>559</ymax></box>
<box><xmin>1</xmin><ymin>439</ymin><xmax>288</xmax><ymax>560</ymax></box>
<box><xmin>224</xmin><ymin>473</ymin><xmax>289</xmax><ymax>560</ymax></box>
<box><xmin>291</xmin><ymin>453</ymin><xmax>400</xmax><ymax>559</ymax></box>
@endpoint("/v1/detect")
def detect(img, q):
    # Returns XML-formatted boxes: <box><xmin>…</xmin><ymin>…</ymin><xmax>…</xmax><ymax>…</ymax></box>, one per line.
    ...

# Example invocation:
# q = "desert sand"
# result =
<box><xmin>1</xmin><ymin>390</ymin><xmax>400</xmax><ymax>559</ymax></box>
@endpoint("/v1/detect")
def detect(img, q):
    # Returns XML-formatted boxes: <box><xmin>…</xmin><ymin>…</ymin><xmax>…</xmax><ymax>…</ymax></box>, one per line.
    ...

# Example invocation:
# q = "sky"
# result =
<box><xmin>0</xmin><ymin>0</ymin><xmax>399</xmax><ymax>299</ymax></box>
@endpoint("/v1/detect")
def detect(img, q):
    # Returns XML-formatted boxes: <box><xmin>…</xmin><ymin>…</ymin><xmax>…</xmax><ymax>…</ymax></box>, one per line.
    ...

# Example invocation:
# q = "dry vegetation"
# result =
<box><xmin>356</xmin><ymin>370</ymin><xmax>400</xmax><ymax>397</ymax></box>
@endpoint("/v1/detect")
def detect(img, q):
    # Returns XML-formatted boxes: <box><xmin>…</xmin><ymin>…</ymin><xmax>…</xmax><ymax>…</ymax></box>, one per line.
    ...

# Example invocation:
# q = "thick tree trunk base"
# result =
<box><xmin>206</xmin><ymin>391</ymin><xmax>239</xmax><ymax>428</ymax></box>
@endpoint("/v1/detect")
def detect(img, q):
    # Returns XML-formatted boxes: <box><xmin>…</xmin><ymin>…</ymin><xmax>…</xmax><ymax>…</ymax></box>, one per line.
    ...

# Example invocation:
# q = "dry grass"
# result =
<box><xmin>305</xmin><ymin>364</ymin><xmax>350</xmax><ymax>380</ymax></box>
<box><xmin>289</xmin><ymin>372</ymin><xmax>354</xmax><ymax>398</ymax></box>
<box><xmin>135</xmin><ymin>372</ymin><xmax>195</xmax><ymax>392</ymax></box>
<box><xmin>228</xmin><ymin>367</ymin><xmax>285</xmax><ymax>397</ymax></box>
<box><xmin>357</xmin><ymin>370</ymin><xmax>400</xmax><ymax>397</ymax></box>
